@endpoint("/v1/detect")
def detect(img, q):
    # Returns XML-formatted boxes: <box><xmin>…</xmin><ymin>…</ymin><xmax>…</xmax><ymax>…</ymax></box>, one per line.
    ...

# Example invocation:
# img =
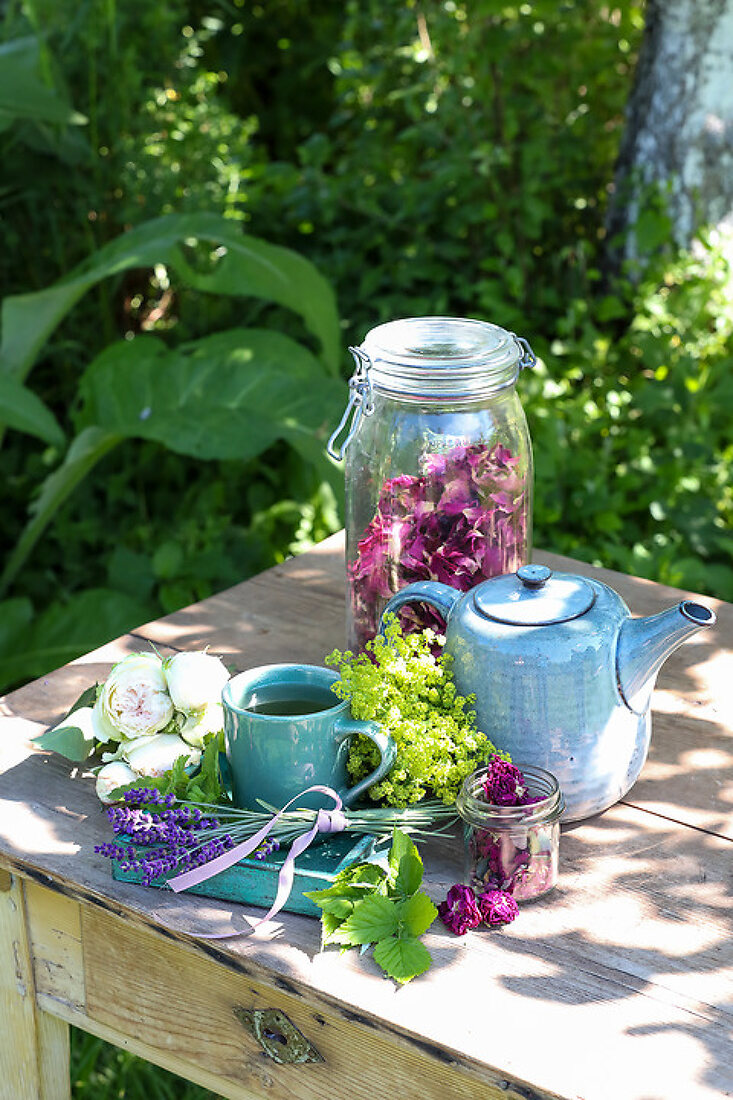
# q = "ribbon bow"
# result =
<box><xmin>168</xmin><ymin>785</ymin><xmax>347</xmax><ymax>936</ymax></box>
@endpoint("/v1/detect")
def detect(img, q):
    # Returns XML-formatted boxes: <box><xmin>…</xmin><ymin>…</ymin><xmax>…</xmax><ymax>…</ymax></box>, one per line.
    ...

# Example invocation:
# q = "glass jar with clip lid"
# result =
<box><xmin>327</xmin><ymin>316</ymin><xmax>536</xmax><ymax>651</ymax></box>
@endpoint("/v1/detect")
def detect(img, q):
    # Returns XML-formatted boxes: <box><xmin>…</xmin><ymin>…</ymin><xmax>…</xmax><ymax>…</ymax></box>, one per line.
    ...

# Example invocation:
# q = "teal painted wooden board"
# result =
<box><xmin>111</xmin><ymin>832</ymin><xmax>380</xmax><ymax>918</ymax></box>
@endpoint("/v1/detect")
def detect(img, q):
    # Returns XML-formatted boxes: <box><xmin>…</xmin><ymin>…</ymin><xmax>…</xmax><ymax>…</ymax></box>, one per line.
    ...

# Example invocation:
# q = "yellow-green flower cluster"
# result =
<box><xmin>326</xmin><ymin>615</ymin><xmax>498</xmax><ymax>808</ymax></box>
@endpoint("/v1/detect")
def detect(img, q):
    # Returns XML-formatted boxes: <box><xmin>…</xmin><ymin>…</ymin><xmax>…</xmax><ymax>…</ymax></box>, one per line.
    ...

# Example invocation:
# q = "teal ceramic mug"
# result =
<box><xmin>222</xmin><ymin>663</ymin><xmax>396</xmax><ymax>811</ymax></box>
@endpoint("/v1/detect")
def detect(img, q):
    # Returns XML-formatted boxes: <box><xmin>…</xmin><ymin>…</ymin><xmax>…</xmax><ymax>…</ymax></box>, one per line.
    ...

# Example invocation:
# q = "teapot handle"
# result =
<box><xmin>379</xmin><ymin>581</ymin><xmax>461</xmax><ymax>632</ymax></box>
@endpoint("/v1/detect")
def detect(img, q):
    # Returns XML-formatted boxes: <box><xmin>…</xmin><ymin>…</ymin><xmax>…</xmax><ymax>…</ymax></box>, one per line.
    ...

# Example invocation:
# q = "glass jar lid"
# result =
<box><xmin>473</xmin><ymin>565</ymin><xmax>596</xmax><ymax>626</ymax></box>
<box><xmin>360</xmin><ymin>316</ymin><xmax>532</xmax><ymax>399</ymax></box>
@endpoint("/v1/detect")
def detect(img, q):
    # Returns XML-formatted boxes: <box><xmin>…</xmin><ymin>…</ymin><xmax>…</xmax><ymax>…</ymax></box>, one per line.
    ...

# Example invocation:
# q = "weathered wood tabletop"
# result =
<box><xmin>1</xmin><ymin>532</ymin><xmax>731</xmax><ymax>1100</ymax></box>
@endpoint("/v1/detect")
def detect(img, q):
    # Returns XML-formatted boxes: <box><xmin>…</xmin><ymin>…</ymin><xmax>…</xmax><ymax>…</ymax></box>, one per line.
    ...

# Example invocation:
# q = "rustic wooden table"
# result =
<box><xmin>1</xmin><ymin>532</ymin><xmax>731</xmax><ymax>1100</ymax></box>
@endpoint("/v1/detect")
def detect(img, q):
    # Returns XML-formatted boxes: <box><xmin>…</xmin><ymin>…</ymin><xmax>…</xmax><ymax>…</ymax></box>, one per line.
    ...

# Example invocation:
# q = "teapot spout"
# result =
<box><xmin>616</xmin><ymin>600</ymin><xmax>716</xmax><ymax>713</ymax></box>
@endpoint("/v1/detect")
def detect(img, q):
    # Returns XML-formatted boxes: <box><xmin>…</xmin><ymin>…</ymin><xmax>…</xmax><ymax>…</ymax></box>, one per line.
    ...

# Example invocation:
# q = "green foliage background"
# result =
<box><xmin>1</xmin><ymin>1</ymin><xmax>731</xmax><ymax>1094</ymax></box>
<box><xmin>2</xmin><ymin>0</ymin><xmax>731</xmax><ymax>691</ymax></box>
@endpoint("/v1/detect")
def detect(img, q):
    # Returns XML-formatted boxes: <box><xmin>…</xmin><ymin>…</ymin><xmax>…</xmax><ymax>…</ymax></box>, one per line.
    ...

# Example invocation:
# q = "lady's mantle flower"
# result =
<box><xmin>477</xmin><ymin>889</ymin><xmax>519</xmax><ymax>926</ymax></box>
<box><xmin>163</xmin><ymin>651</ymin><xmax>230</xmax><ymax>713</ymax></box>
<box><xmin>94</xmin><ymin>653</ymin><xmax>173</xmax><ymax>742</ymax></box>
<box><xmin>438</xmin><ymin>883</ymin><xmax>483</xmax><ymax>935</ymax></box>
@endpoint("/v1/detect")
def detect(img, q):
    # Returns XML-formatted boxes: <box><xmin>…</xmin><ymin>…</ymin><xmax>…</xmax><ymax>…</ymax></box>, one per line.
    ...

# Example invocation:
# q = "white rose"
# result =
<box><xmin>162</xmin><ymin>651</ymin><xmax>230</xmax><ymax>713</ymax></box>
<box><xmin>123</xmin><ymin>732</ymin><xmax>199</xmax><ymax>777</ymax></box>
<box><xmin>94</xmin><ymin>653</ymin><xmax>174</xmax><ymax>742</ymax></box>
<box><xmin>96</xmin><ymin>760</ymin><xmax>137</xmax><ymax>804</ymax></box>
<box><xmin>179</xmin><ymin>702</ymin><xmax>224</xmax><ymax>748</ymax></box>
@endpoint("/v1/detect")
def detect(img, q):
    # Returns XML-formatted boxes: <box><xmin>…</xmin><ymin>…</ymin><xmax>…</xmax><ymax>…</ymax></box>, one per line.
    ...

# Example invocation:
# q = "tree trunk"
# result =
<box><xmin>607</xmin><ymin>0</ymin><xmax>733</xmax><ymax>266</ymax></box>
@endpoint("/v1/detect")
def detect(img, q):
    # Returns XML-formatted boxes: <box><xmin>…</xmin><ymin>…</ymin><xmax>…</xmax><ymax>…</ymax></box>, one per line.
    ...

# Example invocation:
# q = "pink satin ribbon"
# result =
<box><xmin>168</xmin><ymin>785</ymin><xmax>347</xmax><ymax>937</ymax></box>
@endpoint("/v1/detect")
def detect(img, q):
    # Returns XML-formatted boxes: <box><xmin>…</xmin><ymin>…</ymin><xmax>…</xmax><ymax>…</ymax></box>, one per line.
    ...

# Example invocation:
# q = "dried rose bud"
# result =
<box><xmin>482</xmin><ymin>755</ymin><xmax>527</xmax><ymax>806</ymax></box>
<box><xmin>438</xmin><ymin>883</ymin><xmax>483</xmax><ymax>935</ymax></box>
<box><xmin>477</xmin><ymin>889</ymin><xmax>519</xmax><ymax>926</ymax></box>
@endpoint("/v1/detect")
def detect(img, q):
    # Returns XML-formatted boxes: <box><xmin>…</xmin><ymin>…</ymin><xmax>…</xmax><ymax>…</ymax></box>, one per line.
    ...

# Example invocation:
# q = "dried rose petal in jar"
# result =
<box><xmin>455</xmin><ymin>762</ymin><xmax>564</xmax><ymax>902</ymax></box>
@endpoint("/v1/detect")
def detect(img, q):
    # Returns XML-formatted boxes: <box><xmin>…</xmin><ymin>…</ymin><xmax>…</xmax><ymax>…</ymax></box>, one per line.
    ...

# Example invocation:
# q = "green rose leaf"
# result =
<box><xmin>334</xmin><ymin>895</ymin><xmax>399</xmax><ymax>947</ymax></box>
<box><xmin>32</xmin><ymin>719</ymin><xmax>96</xmax><ymax>763</ymax></box>
<box><xmin>307</xmin><ymin>831</ymin><xmax>435</xmax><ymax>982</ymax></box>
<box><xmin>306</xmin><ymin>861</ymin><xmax>386</xmax><ymax>903</ymax></box>
<box><xmin>396</xmin><ymin>893</ymin><xmax>438</xmax><ymax>938</ymax></box>
<box><xmin>373</xmin><ymin>935</ymin><xmax>433</xmax><ymax>985</ymax></box>
<box><xmin>67</xmin><ymin>683</ymin><xmax>100</xmax><ymax>713</ymax></box>
<box><xmin>189</xmin><ymin>734</ymin><xmax>226</xmax><ymax>804</ymax></box>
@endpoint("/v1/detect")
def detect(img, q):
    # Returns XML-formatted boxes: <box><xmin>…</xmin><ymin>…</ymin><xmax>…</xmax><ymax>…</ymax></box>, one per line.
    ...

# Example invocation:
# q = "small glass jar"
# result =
<box><xmin>455</xmin><ymin>764</ymin><xmax>564</xmax><ymax>902</ymax></box>
<box><xmin>328</xmin><ymin>316</ymin><xmax>535</xmax><ymax>651</ymax></box>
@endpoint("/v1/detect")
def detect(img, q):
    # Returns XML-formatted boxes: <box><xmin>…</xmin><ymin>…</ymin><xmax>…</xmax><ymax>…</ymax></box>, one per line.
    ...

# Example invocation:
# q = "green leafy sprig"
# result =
<box><xmin>304</xmin><ymin>828</ymin><xmax>438</xmax><ymax>985</ymax></box>
<box><xmin>108</xmin><ymin>733</ymin><xmax>228</xmax><ymax>806</ymax></box>
<box><xmin>327</xmin><ymin>615</ymin><xmax>503</xmax><ymax>807</ymax></box>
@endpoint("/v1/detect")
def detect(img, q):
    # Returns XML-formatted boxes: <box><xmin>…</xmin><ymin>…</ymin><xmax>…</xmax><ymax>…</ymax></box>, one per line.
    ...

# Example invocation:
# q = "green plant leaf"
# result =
<box><xmin>311</xmin><ymin>896</ymin><xmax>356</xmax><ymax>920</ymax></box>
<box><xmin>32</xmin><ymin>715</ymin><xmax>97</xmax><ymax>762</ymax></box>
<box><xmin>372</xmin><ymin>935</ymin><xmax>432</xmax><ymax>985</ymax></box>
<box><xmin>0</xmin><ymin>213</ymin><xmax>340</xmax><ymax>383</ymax></box>
<box><xmin>396</xmin><ymin>893</ymin><xmax>438</xmax><ymax>938</ymax></box>
<box><xmin>333</xmin><ymin>895</ymin><xmax>399</xmax><ymax>946</ymax></box>
<box><xmin>319</xmin><ymin>911</ymin><xmax>344</xmax><ymax>943</ymax></box>
<box><xmin>1</xmin><ymin>328</ymin><xmax>345</xmax><ymax>580</ymax></box>
<box><xmin>388</xmin><ymin>828</ymin><xmax>424</xmax><ymax>897</ymax></box>
<box><xmin>307</xmin><ymin>862</ymin><xmax>386</xmax><ymax>901</ymax></box>
<box><xmin>63</xmin><ymin>683</ymin><xmax>100</xmax><ymax>716</ymax></box>
<box><xmin>169</xmin><ymin>216</ymin><xmax>341</xmax><ymax>374</ymax></box>
<box><xmin>0</xmin><ymin>427</ymin><xmax>121</xmax><ymax>595</ymax></box>
<box><xmin>190</xmin><ymin>734</ymin><xmax>227</xmax><ymax>804</ymax></box>
<box><xmin>0</xmin><ymin>37</ymin><xmax>87</xmax><ymax>130</ymax></box>
<box><xmin>0</xmin><ymin>374</ymin><xmax>65</xmax><ymax>445</ymax></box>
<box><xmin>74</xmin><ymin>329</ymin><xmax>345</xmax><ymax>463</ymax></box>
<box><xmin>304</xmin><ymin>862</ymin><xmax>386</xmax><ymax>920</ymax></box>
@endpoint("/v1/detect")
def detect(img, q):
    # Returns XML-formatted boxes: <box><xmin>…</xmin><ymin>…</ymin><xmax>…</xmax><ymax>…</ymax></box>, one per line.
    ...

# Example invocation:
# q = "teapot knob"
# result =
<box><xmin>517</xmin><ymin>564</ymin><xmax>552</xmax><ymax>589</ymax></box>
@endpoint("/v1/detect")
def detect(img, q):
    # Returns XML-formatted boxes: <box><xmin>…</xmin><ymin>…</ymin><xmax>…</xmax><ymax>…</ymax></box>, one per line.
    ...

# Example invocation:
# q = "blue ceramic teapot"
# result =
<box><xmin>381</xmin><ymin>564</ymin><xmax>716</xmax><ymax>821</ymax></box>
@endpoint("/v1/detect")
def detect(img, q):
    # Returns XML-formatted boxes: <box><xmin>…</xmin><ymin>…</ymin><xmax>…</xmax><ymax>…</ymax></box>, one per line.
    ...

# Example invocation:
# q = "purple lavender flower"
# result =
<box><xmin>477</xmin><ymin>889</ymin><xmax>519</xmax><ymax>926</ymax></box>
<box><xmin>253</xmin><ymin>838</ymin><xmax>281</xmax><ymax>861</ymax></box>
<box><xmin>438</xmin><ymin>884</ymin><xmax>483</xmax><ymax>936</ymax></box>
<box><xmin>96</xmin><ymin>791</ymin><xmax>236</xmax><ymax>886</ymax></box>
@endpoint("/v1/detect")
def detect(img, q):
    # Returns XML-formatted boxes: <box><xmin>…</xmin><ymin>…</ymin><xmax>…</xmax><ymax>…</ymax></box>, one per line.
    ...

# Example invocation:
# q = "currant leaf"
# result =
<box><xmin>373</xmin><ymin>935</ymin><xmax>432</xmax><ymax>984</ymax></box>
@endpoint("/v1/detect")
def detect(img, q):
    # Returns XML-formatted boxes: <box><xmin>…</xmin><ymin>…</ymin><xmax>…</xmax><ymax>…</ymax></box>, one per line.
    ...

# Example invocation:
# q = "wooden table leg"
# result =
<box><xmin>0</xmin><ymin>870</ymin><xmax>71</xmax><ymax>1100</ymax></box>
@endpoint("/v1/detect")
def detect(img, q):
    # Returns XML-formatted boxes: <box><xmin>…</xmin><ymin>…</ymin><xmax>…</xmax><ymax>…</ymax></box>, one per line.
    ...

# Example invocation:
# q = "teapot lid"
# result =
<box><xmin>473</xmin><ymin>565</ymin><xmax>596</xmax><ymax>625</ymax></box>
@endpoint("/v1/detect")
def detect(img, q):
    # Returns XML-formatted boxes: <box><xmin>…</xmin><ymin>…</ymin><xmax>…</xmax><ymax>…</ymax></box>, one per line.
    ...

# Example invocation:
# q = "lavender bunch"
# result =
<box><xmin>96</xmin><ymin>788</ymin><xmax>459</xmax><ymax>889</ymax></box>
<box><xmin>95</xmin><ymin>787</ymin><xmax>280</xmax><ymax>886</ymax></box>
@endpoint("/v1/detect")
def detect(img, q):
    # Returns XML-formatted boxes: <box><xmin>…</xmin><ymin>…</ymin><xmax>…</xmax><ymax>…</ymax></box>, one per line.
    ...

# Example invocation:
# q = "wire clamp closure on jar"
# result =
<box><xmin>326</xmin><ymin>345</ymin><xmax>374</xmax><ymax>460</ymax></box>
<box><xmin>510</xmin><ymin>333</ymin><xmax>537</xmax><ymax>370</ymax></box>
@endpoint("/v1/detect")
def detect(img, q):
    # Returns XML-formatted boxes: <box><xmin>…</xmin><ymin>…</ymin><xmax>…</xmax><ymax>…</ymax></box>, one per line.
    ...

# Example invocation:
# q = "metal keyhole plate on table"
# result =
<box><xmin>234</xmin><ymin>1006</ymin><xmax>324</xmax><ymax>1065</ymax></box>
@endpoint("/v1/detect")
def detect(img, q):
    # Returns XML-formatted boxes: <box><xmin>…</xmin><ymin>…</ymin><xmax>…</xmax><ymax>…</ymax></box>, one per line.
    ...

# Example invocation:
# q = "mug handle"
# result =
<box><xmin>333</xmin><ymin>719</ymin><xmax>397</xmax><ymax>807</ymax></box>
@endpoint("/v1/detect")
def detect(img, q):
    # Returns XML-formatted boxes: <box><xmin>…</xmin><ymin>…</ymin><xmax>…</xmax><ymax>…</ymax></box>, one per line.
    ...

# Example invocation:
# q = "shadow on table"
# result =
<box><xmin>492</xmin><ymin>791</ymin><xmax>733</xmax><ymax>1095</ymax></box>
